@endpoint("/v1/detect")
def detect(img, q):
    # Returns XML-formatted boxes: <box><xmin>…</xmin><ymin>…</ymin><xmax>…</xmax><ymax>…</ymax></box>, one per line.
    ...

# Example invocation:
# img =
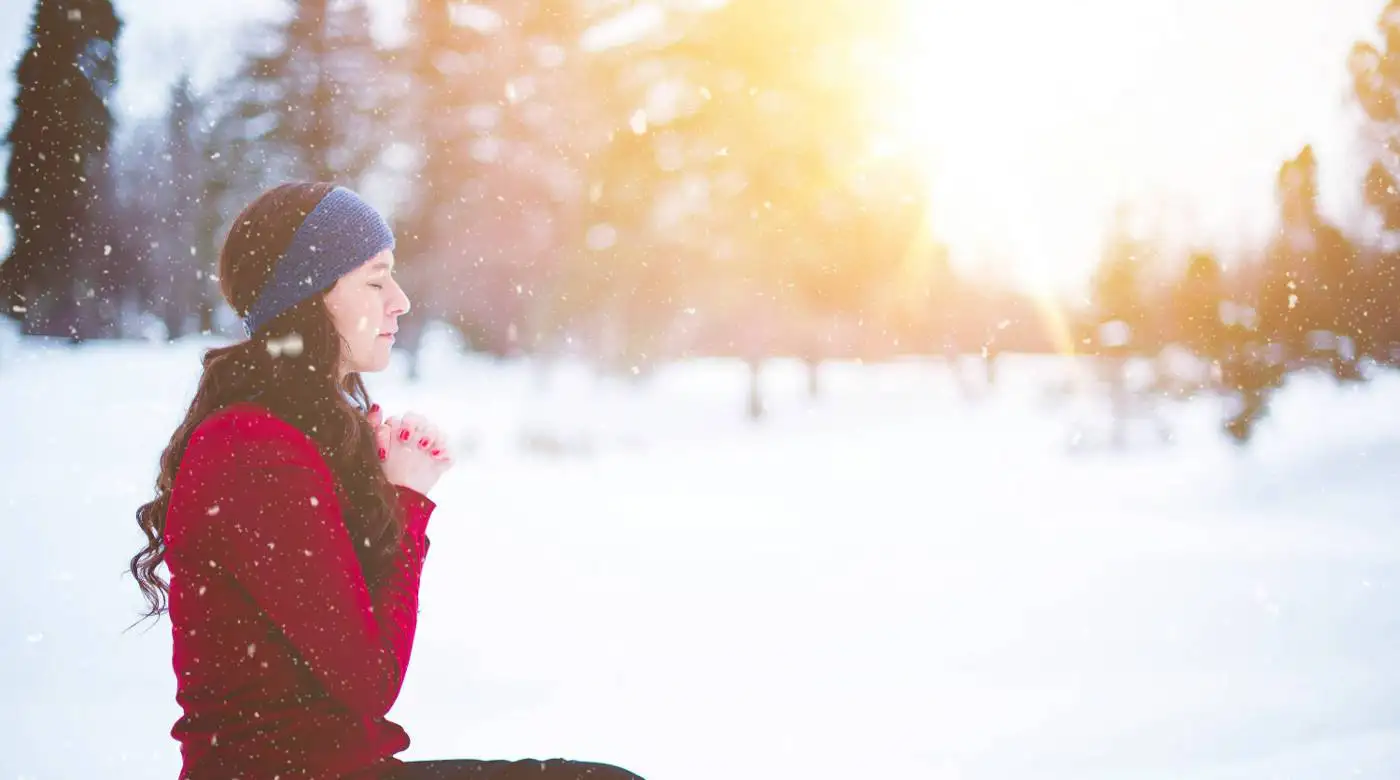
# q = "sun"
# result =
<box><xmin>869</xmin><ymin>0</ymin><xmax>1188</xmax><ymax>298</ymax></box>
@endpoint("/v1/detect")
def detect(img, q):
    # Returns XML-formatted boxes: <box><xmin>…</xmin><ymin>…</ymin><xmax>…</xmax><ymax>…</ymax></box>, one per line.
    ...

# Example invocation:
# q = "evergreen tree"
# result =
<box><xmin>1348</xmin><ymin>12</ymin><xmax>1400</xmax><ymax>360</ymax></box>
<box><xmin>1173</xmin><ymin>250</ymin><xmax>1225</xmax><ymax>361</ymax></box>
<box><xmin>1092</xmin><ymin>214</ymin><xmax>1150</xmax><ymax>353</ymax></box>
<box><xmin>117</xmin><ymin>75</ymin><xmax>210</xmax><ymax>338</ymax></box>
<box><xmin>390</xmin><ymin>0</ymin><xmax>594</xmax><ymax>365</ymax></box>
<box><xmin>0</xmin><ymin>0</ymin><xmax>122</xmax><ymax>339</ymax></box>
<box><xmin>164</xmin><ymin>75</ymin><xmax>218</xmax><ymax>334</ymax></box>
<box><xmin>388</xmin><ymin>0</ymin><xmax>491</xmax><ymax>372</ymax></box>
<box><xmin>1259</xmin><ymin>146</ymin><xmax>1359</xmax><ymax>368</ymax></box>
<box><xmin>577</xmin><ymin>0</ymin><xmax>903</xmax><ymax>383</ymax></box>
<box><xmin>227</xmin><ymin>0</ymin><xmax>391</xmax><ymax>187</ymax></box>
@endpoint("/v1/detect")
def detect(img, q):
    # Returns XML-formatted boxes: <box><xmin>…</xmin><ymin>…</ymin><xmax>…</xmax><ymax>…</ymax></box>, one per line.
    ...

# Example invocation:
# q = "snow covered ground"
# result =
<box><xmin>3</xmin><ymin>330</ymin><xmax>1400</xmax><ymax>780</ymax></box>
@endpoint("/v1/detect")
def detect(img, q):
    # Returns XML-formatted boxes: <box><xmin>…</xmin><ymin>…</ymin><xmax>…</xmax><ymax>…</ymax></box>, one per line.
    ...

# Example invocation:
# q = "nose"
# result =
<box><xmin>388</xmin><ymin>277</ymin><xmax>410</xmax><ymax>317</ymax></box>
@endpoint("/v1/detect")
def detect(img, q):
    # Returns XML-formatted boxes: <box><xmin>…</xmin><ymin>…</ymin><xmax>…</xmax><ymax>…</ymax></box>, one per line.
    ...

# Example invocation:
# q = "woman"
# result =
<box><xmin>130</xmin><ymin>183</ymin><xmax>643</xmax><ymax>780</ymax></box>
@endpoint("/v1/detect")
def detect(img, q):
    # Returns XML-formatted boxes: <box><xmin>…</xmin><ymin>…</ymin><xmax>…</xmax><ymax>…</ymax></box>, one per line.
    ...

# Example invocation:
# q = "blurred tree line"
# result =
<box><xmin>0</xmin><ymin>0</ymin><xmax>1024</xmax><ymax>368</ymax></box>
<box><xmin>4</xmin><ymin>0</ymin><xmax>1400</xmax><ymax>435</ymax></box>
<box><xmin>1068</xmin><ymin>0</ymin><xmax>1400</xmax><ymax>442</ymax></box>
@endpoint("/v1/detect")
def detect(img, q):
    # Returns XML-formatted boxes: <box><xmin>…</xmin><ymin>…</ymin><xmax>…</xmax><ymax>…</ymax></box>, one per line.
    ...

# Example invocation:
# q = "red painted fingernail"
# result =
<box><xmin>430</xmin><ymin>449</ymin><xmax>441</xmax><ymax>457</ymax></box>
<box><xmin>369</xmin><ymin>403</ymin><xmax>380</xmax><ymax>414</ymax></box>
<box><xmin>400</xmin><ymin>430</ymin><xmax>410</xmax><ymax>441</ymax></box>
<box><xmin>419</xmin><ymin>437</ymin><xmax>430</xmax><ymax>448</ymax></box>
<box><xmin>378</xmin><ymin>447</ymin><xmax>387</xmax><ymax>460</ymax></box>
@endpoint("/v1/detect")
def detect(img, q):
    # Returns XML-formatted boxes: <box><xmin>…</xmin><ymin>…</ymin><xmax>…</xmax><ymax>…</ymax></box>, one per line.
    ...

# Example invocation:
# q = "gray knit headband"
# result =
<box><xmin>242</xmin><ymin>186</ymin><xmax>396</xmax><ymax>337</ymax></box>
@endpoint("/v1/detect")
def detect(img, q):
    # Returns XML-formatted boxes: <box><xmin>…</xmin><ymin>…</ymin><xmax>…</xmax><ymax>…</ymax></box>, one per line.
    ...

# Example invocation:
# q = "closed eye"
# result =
<box><xmin>369</xmin><ymin>283</ymin><xmax>385</xmax><ymax>290</ymax></box>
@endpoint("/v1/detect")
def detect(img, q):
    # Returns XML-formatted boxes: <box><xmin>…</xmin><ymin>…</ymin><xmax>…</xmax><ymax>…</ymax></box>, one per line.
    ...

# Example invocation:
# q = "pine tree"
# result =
<box><xmin>0</xmin><ymin>0</ymin><xmax>122</xmax><ymax>339</ymax></box>
<box><xmin>388</xmin><ymin>0</ymin><xmax>490</xmax><ymax>374</ymax></box>
<box><xmin>576</xmin><ymin>0</ymin><xmax>901</xmax><ymax>375</ymax></box>
<box><xmin>1351</xmin><ymin>7</ymin><xmax>1400</xmax><ymax>230</ymax></box>
<box><xmin>1092</xmin><ymin>211</ymin><xmax>1150</xmax><ymax>353</ymax></box>
<box><xmin>1260</xmin><ymin>146</ymin><xmax>1358</xmax><ymax>365</ymax></box>
<box><xmin>232</xmin><ymin>0</ymin><xmax>392</xmax><ymax>187</ymax></box>
<box><xmin>391</xmin><ymin>0</ymin><xmax>590</xmax><ymax>365</ymax></box>
<box><xmin>1348</xmin><ymin>9</ymin><xmax>1400</xmax><ymax>361</ymax></box>
<box><xmin>112</xmin><ymin>73</ymin><xmax>220</xmax><ymax>339</ymax></box>
<box><xmin>1173</xmin><ymin>251</ymin><xmax>1225</xmax><ymax>360</ymax></box>
<box><xmin>164</xmin><ymin>75</ymin><xmax>218</xmax><ymax>335</ymax></box>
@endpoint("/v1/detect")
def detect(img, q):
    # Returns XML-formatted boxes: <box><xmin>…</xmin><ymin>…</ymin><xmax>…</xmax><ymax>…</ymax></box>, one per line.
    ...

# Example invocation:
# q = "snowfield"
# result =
<box><xmin>3</xmin><ymin>330</ymin><xmax>1400</xmax><ymax>780</ymax></box>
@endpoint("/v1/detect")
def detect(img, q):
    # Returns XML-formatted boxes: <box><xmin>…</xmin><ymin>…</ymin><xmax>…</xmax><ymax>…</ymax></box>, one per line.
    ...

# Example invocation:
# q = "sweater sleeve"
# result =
<box><xmin>177</xmin><ymin>409</ymin><xmax>435</xmax><ymax>718</ymax></box>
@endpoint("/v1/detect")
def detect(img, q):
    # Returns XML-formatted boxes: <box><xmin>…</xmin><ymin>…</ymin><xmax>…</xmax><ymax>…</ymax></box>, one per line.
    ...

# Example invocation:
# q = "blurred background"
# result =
<box><xmin>5</xmin><ymin>1</ymin><xmax>1400</xmax><ymax>778</ymax></box>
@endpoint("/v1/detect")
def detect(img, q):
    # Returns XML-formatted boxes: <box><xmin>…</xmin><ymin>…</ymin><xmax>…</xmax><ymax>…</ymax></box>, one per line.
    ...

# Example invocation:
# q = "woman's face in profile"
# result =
<box><xmin>324</xmin><ymin>250</ymin><xmax>410</xmax><ymax>375</ymax></box>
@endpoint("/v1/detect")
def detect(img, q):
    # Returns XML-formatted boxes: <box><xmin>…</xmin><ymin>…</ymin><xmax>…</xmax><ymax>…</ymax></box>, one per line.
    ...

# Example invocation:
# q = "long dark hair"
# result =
<box><xmin>129</xmin><ymin>182</ymin><xmax>404</xmax><ymax>623</ymax></box>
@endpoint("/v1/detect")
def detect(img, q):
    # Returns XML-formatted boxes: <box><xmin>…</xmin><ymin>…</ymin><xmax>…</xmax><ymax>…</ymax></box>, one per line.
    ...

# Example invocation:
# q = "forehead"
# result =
<box><xmin>360</xmin><ymin>250</ymin><xmax>395</xmax><ymax>272</ymax></box>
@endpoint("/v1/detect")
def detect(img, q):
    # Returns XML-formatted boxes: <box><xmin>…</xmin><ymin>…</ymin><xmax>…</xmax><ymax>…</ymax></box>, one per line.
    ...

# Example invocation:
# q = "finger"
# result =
<box><xmin>367</xmin><ymin>403</ymin><xmax>383</xmax><ymax>429</ymax></box>
<box><xmin>400</xmin><ymin>411</ymin><xmax>428</xmax><ymax>442</ymax></box>
<box><xmin>384</xmin><ymin>416</ymin><xmax>410</xmax><ymax>448</ymax></box>
<box><xmin>391</xmin><ymin>415</ymin><xmax>417</xmax><ymax>446</ymax></box>
<box><xmin>400</xmin><ymin>411</ymin><xmax>427</xmax><ymax>429</ymax></box>
<box><xmin>425</xmin><ymin>428</ymin><xmax>451</xmax><ymax>460</ymax></box>
<box><xmin>375</xmin><ymin>422</ymin><xmax>392</xmax><ymax>460</ymax></box>
<box><xmin>404</xmin><ymin>414</ymin><xmax>437</xmax><ymax>450</ymax></box>
<box><xmin>377</xmin><ymin>418</ymin><xmax>397</xmax><ymax>460</ymax></box>
<box><xmin>415</xmin><ymin>422</ymin><xmax>442</xmax><ymax>450</ymax></box>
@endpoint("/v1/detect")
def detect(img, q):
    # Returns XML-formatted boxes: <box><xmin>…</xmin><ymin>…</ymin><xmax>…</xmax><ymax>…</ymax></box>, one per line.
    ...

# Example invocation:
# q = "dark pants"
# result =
<box><xmin>388</xmin><ymin>759</ymin><xmax>643</xmax><ymax>780</ymax></box>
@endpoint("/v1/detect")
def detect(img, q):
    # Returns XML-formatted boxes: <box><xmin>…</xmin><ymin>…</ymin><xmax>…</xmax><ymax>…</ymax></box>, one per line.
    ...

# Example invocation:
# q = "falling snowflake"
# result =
<box><xmin>206</xmin><ymin>505</ymin><xmax>220</xmax><ymax>516</ymax></box>
<box><xmin>266</xmin><ymin>332</ymin><xmax>304</xmax><ymax>358</ymax></box>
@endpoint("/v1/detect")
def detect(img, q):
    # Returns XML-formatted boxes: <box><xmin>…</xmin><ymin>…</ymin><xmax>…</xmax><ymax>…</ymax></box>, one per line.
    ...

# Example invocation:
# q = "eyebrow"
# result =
<box><xmin>368</xmin><ymin>259</ymin><xmax>394</xmax><ymax>272</ymax></box>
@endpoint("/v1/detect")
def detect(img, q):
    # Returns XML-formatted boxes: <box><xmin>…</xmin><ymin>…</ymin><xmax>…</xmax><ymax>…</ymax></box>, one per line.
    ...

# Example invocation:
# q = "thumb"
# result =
<box><xmin>367</xmin><ymin>403</ymin><xmax>383</xmax><ymax>429</ymax></box>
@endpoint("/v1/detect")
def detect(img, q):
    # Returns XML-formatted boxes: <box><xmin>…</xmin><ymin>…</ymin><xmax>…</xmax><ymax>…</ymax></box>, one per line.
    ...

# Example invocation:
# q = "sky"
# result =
<box><xmin>886</xmin><ymin>0</ymin><xmax>1389</xmax><ymax>293</ymax></box>
<box><xmin>0</xmin><ymin>0</ymin><xmax>1392</xmax><ymax>294</ymax></box>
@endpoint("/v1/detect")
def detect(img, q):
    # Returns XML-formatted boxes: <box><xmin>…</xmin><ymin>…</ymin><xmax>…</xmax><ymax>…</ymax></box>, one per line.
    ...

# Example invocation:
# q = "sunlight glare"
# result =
<box><xmin>879</xmin><ymin>0</ymin><xmax>1374</xmax><ymax>296</ymax></box>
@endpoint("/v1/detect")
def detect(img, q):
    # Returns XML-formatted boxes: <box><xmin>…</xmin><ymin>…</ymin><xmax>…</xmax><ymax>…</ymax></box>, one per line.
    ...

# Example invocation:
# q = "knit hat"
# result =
<box><xmin>242</xmin><ymin>186</ymin><xmax>396</xmax><ymax>337</ymax></box>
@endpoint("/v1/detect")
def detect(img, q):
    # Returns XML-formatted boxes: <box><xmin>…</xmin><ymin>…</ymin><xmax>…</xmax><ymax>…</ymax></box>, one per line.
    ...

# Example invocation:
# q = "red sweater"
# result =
<box><xmin>163</xmin><ymin>402</ymin><xmax>433</xmax><ymax>779</ymax></box>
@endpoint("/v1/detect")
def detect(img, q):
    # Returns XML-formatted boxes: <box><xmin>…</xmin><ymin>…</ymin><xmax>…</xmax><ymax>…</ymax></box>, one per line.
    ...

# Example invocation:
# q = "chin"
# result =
<box><xmin>349</xmin><ymin>350</ymin><xmax>393</xmax><ymax>374</ymax></box>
